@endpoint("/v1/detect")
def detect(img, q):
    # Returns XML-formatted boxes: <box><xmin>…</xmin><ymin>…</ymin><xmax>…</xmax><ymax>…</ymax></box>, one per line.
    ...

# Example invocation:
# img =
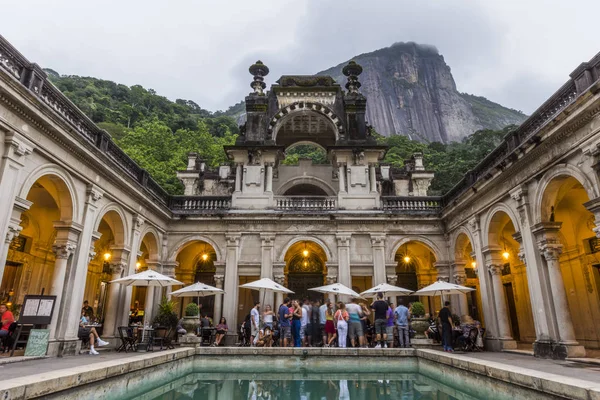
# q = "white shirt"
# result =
<box><xmin>251</xmin><ymin>307</ymin><xmax>260</xmax><ymax>327</ymax></box>
<box><xmin>319</xmin><ymin>304</ymin><xmax>327</xmax><ymax>324</ymax></box>
<box><xmin>301</xmin><ymin>305</ymin><xmax>310</xmax><ymax>326</ymax></box>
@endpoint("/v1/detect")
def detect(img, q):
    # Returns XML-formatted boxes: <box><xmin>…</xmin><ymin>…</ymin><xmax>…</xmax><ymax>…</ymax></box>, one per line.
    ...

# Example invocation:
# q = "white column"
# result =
<box><xmin>58</xmin><ymin>185</ymin><xmax>104</xmax><ymax>344</ymax></box>
<box><xmin>487</xmin><ymin>263</ymin><xmax>513</xmax><ymax>340</ymax></box>
<box><xmin>338</xmin><ymin>163</ymin><xmax>346</xmax><ymax>193</ymax></box>
<box><xmin>223</xmin><ymin>234</ymin><xmax>241</xmax><ymax>327</ymax></box>
<box><xmin>369</xmin><ymin>164</ymin><xmax>377</xmax><ymax>193</ymax></box>
<box><xmin>0</xmin><ymin>132</ymin><xmax>34</xmax><ymax>267</ymax></box>
<box><xmin>265</xmin><ymin>164</ymin><xmax>273</xmax><ymax>193</ymax></box>
<box><xmin>102</xmin><ymin>261</ymin><xmax>127</xmax><ymax>337</ymax></box>
<box><xmin>213</xmin><ymin>275</ymin><xmax>224</xmax><ymax>322</ymax></box>
<box><xmin>386</xmin><ymin>275</ymin><xmax>397</xmax><ymax>304</ymax></box>
<box><xmin>260</xmin><ymin>234</ymin><xmax>275</xmax><ymax>307</ymax></box>
<box><xmin>144</xmin><ymin>261</ymin><xmax>162</xmax><ymax>324</ymax></box>
<box><xmin>234</xmin><ymin>164</ymin><xmax>242</xmax><ymax>193</ymax></box>
<box><xmin>336</xmin><ymin>234</ymin><xmax>351</xmax><ymax>301</ymax></box>
<box><xmin>274</xmin><ymin>275</ymin><xmax>286</xmax><ymax>310</ymax></box>
<box><xmin>48</xmin><ymin>238</ymin><xmax>78</xmax><ymax>341</ymax></box>
<box><xmin>451</xmin><ymin>262</ymin><xmax>468</xmax><ymax>316</ymax></box>
<box><xmin>326</xmin><ymin>276</ymin><xmax>337</xmax><ymax>304</ymax></box>
<box><xmin>370</xmin><ymin>234</ymin><xmax>386</xmax><ymax>285</ymax></box>
<box><xmin>118</xmin><ymin>215</ymin><xmax>145</xmax><ymax>327</ymax></box>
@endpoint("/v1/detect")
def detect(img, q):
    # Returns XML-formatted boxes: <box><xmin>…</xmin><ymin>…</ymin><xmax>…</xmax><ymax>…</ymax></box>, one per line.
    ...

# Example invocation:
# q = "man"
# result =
<box><xmin>81</xmin><ymin>300</ymin><xmax>94</xmax><ymax>319</ymax></box>
<box><xmin>200</xmin><ymin>314</ymin><xmax>211</xmax><ymax>328</ymax></box>
<box><xmin>438</xmin><ymin>301</ymin><xmax>454</xmax><ymax>352</ymax></box>
<box><xmin>250</xmin><ymin>302</ymin><xmax>260</xmax><ymax>346</ymax></box>
<box><xmin>0</xmin><ymin>304</ymin><xmax>15</xmax><ymax>339</ymax></box>
<box><xmin>394</xmin><ymin>299</ymin><xmax>410</xmax><ymax>348</ymax></box>
<box><xmin>319</xmin><ymin>300</ymin><xmax>329</xmax><ymax>346</ymax></box>
<box><xmin>370</xmin><ymin>293</ymin><xmax>389</xmax><ymax>348</ymax></box>
<box><xmin>301</xmin><ymin>299</ymin><xmax>311</xmax><ymax>347</ymax></box>
<box><xmin>310</xmin><ymin>300</ymin><xmax>320</xmax><ymax>346</ymax></box>
<box><xmin>345</xmin><ymin>298</ymin><xmax>365</xmax><ymax>347</ymax></box>
<box><xmin>278</xmin><ymin>297</ymin><xmax>292</xmax><ymax>347</ymax></box>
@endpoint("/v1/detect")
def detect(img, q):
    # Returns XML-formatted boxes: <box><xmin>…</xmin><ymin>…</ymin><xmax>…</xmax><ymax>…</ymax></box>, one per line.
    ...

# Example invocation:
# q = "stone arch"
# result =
<box><xmin>450</xmin><ymin>226</ymin><xmax>476</xmax><ymax>260</ymax></box>
<box><xmin>19</xmin><ymin>163</ymin><xmax>80</xmax><ymax>223</ymax></box>
<box><xmin>276</xmin><ymin>176</ymin><xmax>337</xmax><ymax>196</ymax></box>
<box><xmin>481</xmin><ymin>202</ymin><xmax>521</xmax><ymax>248</ymax></box>
<box><xmin>168</xmin><ymin>235</ymin><xmax>223</xmax><ymax>262</ymax></box>
<box><xmin>139</xmin><ymin>227</ymin><xmax>161</xmax><ymax>261</ymax></box>
<box><xmin>270</xmin><ymin>102</ymin><xmax>343</xmax><ymax>144</ymax></box>
<box><xmin>278</xmin><ymin>236</ymin><xmax>333</xmax><ymax>263</ymax></box>
<box><xmin>94</xmin><ymin>203</ymin><xmax>129</xmax><ymax>247</ymax></box>
<box><xmin>533</xmin><ymin>164</ymin><xmax>599</xmax><ymax>224</ymax></box>
<box><xmin>388</xmin><ymin>236</ymin><xmax>444</xmax><ymax>264</ymax></box>
<box><xmin>285</xmin><ymin>140</ymin><xmax>328</xmax><ymax>153</ymax></box>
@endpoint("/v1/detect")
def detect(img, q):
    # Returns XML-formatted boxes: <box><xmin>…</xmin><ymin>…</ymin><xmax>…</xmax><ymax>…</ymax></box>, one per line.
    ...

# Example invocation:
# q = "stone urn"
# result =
<box><xmin>181</xmin><ymin>315</ymin><xmax>199</xmax><ymax>336</ymax></box>
<box><xmin>411</xmin><ymin>317</ymin><xmax>430</xmax><ymax>339</ymax></box>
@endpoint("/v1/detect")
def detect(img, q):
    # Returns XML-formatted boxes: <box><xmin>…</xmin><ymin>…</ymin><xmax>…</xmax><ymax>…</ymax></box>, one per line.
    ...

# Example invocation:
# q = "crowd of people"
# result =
<box><xmin>237</xmin><ymin>295</ymin><xmax>483</xmax><ymax>351</ymax></box>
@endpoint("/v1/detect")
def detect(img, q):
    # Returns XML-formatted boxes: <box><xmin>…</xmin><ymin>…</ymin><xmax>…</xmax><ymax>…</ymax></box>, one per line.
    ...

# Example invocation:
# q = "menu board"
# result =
<box><xmin>19</xmin><ymin>295</ymin><xmax>57</xmax><ymax>325</ymax></box>
<box><xmin>24</xmin><ymin>329</ymin><xmax>50</xmax><ymax>356</ymax></box>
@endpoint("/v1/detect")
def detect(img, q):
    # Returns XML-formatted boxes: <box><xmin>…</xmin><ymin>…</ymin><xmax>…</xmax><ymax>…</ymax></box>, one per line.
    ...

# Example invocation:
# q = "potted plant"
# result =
<box><xmin>410</xmin><ymin>301</ymin><xmax>429</xmax><ymax>339</ymax></box>
<box><xmin>153</xmin><ymin>297</ymin><xmax>178</xmax><ymax>330</ymax></box>
<box><xmin>181</xmin><ymin>302</ymin><xmax>200</xmax><ymax>335</ymax></box>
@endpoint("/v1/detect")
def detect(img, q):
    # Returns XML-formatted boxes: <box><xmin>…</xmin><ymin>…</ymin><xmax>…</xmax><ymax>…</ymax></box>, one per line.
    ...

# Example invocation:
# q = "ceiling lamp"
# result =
<box><xmin>136</xmin><ymin>262</ymin><xmax>141</xmax><ymax>269</ymax></box>
<box><xmin>103</xmin><ymin>252</ymin><xmax>111</xmax><ymax>261</ymax></box>
<box><xmin>202</xmin><ymin>253</ymin><xmax>209</xmax><ymax>261</ymax></box>
<box><xmin>502</xmin><ymin>250</ymin><xmax>510</xmax><ymax>260</ymax></box>
<box><xmin>303</xmin><ymin>242</ymin><xmax>309</xmax><ymax>258</ymax></box>
<box><xmin>471</xmin><ymin>261</ymin><xmax>476</xmax><ymax>268</ymax></box>
<box><xmin>403</xmin><ymin>255</ymin><xmax>411</xmax><ymax>263</ymax></box>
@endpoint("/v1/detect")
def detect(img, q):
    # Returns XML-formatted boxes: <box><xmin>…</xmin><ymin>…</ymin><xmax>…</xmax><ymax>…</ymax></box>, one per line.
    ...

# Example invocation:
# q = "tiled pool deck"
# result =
<box><xmin>0</xmin><ymin>348</ymin><xmax>598</xmax><ymax>399</ymax></box>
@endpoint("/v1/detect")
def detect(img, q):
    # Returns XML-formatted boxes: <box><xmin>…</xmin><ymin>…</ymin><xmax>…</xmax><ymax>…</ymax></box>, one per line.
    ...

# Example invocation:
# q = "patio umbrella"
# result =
<box><xmin>110</xmin><ymin>269</ymin><xmax>183</xmax><ymax>287</ymax></box>
<box><xmin>239</xmin><ymin>278</ymin><xmax>294</xmax><ymax>308</ymax></box>
<box><xmin>413</xmin><ymin>280</ymin><xmax>475</xmax><ymax>296</ymax></box>
<box><xmin>170</xmin><ymin>282</ymin><xmax>225</xmax><ymax>331</ymax></box>
<box><xmin>360</xmin><ymin>283</ymin><xmax>413</xmax><ymax>298</ymax></box>
<box><xmin>308</xmin><ymin>282</ymin><xmax>362</xmax><ymax>298</ymax></box>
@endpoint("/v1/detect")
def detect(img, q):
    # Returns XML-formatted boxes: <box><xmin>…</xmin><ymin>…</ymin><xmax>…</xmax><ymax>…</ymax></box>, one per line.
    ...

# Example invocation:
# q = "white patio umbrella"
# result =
<box><xmin>360</xmin><ymin>283</ymin><xmax>413</xmax><ymax>298</ymax></box>
<box><xmin>308</xmin><ymin>282</ymin><xmax>362</xmax><ymax>298</ymax></box>
<box><xmin>170</xmin><ymin>282</ymin><xmax>225</xmax><ymax>331</ymax></box>
<box><xmin>413</xmin><ymin>280</ymin><xmax>475</xmax><ymax>296</ymax></box>
<box><xmin>239</xmin><ymin>278</ymin><xmax>294</xmax><ymax>308</ymax></box>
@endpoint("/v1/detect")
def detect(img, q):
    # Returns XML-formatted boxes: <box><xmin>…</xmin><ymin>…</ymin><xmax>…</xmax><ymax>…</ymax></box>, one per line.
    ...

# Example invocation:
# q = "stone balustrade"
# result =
<box><xmin>381</xmin><ymin>196</ymin><xmax>442</xmax><ymax>213</ymax></box>
<box><xmin>274</xmin><ymin>196</ymin><xmax>337</xmax><ymax>211</ymax></box>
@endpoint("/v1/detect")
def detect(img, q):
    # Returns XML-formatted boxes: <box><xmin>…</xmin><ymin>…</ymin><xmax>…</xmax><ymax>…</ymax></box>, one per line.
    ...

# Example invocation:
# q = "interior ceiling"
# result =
<box><xmin>276</xmin><ymin>112</ymin><xmax>336</xmax><ymax>148</ymax></box>
<box><xmin>285</xmin><ymin>241</ymin><xmax>327</xmax><ymax>261</ymax></box>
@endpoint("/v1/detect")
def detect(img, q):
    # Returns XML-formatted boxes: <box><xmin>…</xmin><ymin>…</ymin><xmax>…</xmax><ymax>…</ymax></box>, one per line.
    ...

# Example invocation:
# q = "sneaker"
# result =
<box><xmin>97</xmin><ymin>339</ymin><xmax>109</xmax><ymax>347</ymax></box>
<box><xmin>375</xmin><ymin>344</ymin><xmax>381</xmax><ymax>349</ymax></box>
<box><xmin>90</xmin><ymin>348</ymin><xmax>99</xmax><ymax>355</ymax></box>
<box><xmin>384</xmin><ymin>343</ymin><xmax>388</xmax><ymax>348</ymax></box>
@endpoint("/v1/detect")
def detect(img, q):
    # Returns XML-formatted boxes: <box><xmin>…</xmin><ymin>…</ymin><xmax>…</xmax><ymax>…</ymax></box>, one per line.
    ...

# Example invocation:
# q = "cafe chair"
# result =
<box><xmin>117</xmin><ymin>326</ymin><xmax>137</xmax><ymax>353</ymax></box>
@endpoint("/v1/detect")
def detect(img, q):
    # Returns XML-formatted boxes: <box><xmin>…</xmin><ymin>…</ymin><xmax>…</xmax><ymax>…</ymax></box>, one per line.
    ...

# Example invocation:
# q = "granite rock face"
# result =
<box><xmin>317</xmin><ymin>42</ymin><xmax>527</xmax><ymax>143</ymax></box>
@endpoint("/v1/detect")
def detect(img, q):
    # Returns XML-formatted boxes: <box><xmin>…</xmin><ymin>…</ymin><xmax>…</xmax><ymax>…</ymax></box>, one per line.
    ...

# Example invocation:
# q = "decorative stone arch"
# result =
<box><xmin>278</xmin><ymin>236</ymin><xmax>333</xmax><ymax>263</ymax></box>
<box><xmin>533</xmin><ymin>163</ymin><xmax>599</xmax><ymax>224</ymax></box>
<box><xmin>388</xmin><ymin>236</ymin><xmax>444</xmax><ymax>265</ymax></box>
<box><xmin>450</xmin><ymin>226</ymin><xmax>476</xmax><ymax>261</ymax></box>
<box><xmin>285</xmin><ymin>140</ymin><xmax>328</xmax><ymax>153</ymax></box>
<box><xmin>19</xmin><ymin>163</ymin><xmax>80</xmax><ymax>223</ymax></box>
<box><xmin>276</xmin><ymin>176</ymin><xmax>337</xmax><ymax>196</ymax></box>
<box><xmin>168</xmin><ymin>235</ymin><xmax>223</xmax><ymax>263</ymax></box>
<box><xmin>94</xmin><ymin>203</ymin><xmax>130</xmax><ymax>247</ymax></box>
<box><xmin>481</xmin><ymin>202</ymin><xmax>521</xmax><ymax>248</ymax></box>
<box><xmin>269</xmin><ymin>101</ymin><xmax>343</xmax><ymax>142</ymax></box>
<box><xmin>139</xmin><ymin>226</ymin><xmax>162</xmax><ymax>261</ymax></box>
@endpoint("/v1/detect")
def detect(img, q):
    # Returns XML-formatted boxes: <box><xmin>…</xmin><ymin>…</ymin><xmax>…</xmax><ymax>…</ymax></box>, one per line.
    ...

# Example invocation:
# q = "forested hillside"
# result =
<box><xmin>46</xmin><ymin>70</ymin><xmax>515</xmax><ymax>196</ymax></box>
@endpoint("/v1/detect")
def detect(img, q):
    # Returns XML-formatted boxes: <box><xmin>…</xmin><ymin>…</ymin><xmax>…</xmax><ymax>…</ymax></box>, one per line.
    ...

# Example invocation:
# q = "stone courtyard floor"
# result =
<box><xmin>0</xmin><ymin>347</ymin><xmax>598</xmax><ymax>384</ymax></box>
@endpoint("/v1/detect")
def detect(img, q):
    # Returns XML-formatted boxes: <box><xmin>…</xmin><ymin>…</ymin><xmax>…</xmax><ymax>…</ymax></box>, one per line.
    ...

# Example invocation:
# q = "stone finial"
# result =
<box><xmin>342</xmin><ymin>61</ymin><xmax>363</xmax><ymax>94</ymax></box>
<box><xmin>249</xmin><ymin>60</ymin><xmax>269</xmax><ymax>95</ymax></box>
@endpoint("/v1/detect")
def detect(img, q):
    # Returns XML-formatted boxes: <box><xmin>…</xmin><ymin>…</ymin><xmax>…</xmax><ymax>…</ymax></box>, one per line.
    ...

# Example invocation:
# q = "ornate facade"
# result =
<box><xmin>1</xmin><ymin>35</ymin><xmax>599</xmax><ymax>359</ymax></box>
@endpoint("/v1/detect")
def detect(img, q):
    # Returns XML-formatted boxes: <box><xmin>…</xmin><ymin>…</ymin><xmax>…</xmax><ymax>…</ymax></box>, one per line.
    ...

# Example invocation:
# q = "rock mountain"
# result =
<box><xmin>316</xmin><ymin>42</ymin><xmax>526</xmax><ymax>143</ymax></box>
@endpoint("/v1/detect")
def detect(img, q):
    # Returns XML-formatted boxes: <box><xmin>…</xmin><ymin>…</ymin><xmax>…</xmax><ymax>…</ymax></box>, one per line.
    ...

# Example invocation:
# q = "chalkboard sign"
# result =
<box><xmin>20</xmin><ymin>295</ymin><xmax>56</xmax><ymax>325</ymax></box>
<box><xmin>24</xmin><ymin>329</ymin><xmax>50</xmax><ymax>356</ymax></box>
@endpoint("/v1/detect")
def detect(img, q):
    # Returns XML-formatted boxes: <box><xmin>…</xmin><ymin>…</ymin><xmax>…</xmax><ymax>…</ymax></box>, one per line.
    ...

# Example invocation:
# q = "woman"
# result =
<box><xmin>255</xmin><ymin>326</ymin><xmax>274</xmax><ymax>347</ymax></box>
<box><xmin>324</xmin><ymin>301</ymin><xmax>336</xmax><ymax>347</ymax></box>
<box><xmin>262</xmin><ymin>305</ymin><xmax>275</xmax><ymax>329</ymax></box>
<box><xmin>291</xmin><ymin>300</ymin><xmax>303</xmax><ymax>347</ymax></box>
<box><xmin>78</xmin><ymin>311</ymin><xmax>108</xmax><ymax>355</ymax></box>
<box><xmin>334</xmin><ymin>302</ymin><xmax>349</xmax><ymax>348</ymax></box>
<box><xmin>213</xmin><ymin>317</ymin><xmax>228</xmax><ymax>346</ymax></box>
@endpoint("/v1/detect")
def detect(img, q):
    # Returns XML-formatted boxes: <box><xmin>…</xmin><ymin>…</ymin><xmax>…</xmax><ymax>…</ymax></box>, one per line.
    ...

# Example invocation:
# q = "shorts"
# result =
<box><xmin>325</xmin><ymin>320</ymin><xmax>335</xmax><ymax>334</ymax></box>
<box><xmin>386</xmin><ymin>326</ymin><xmax>394</xmax><ymax>340</ymax></box>
<box><xmin>375</xmin><ymin>319</ymin><xmax>387</xmax><ymax>335</ymax></box>
<box><xmin>349</xmin><ymin>321</ymin><xmax>363</xmax><ymax>338</ymax></box>
<box><xmin>251</xmin><ymin>325</ymin><xmax>259</xmax><ymax>337</ymax></box>
<box><xmin>78</xmin><ymin>327</ymin><xmax>91</xmax><ymax>340</ymax></box>
<box><xmin>300</xmin><ymin>324</ymin><xmax>307</xmax><ymax>339</ymax></box>
<box><xmin>306</xmin><ymin>323</ymin><xmax>312</xmax><ymax>336</ymax></box>
<box><xmin>280</xmin><ymin>326</ymin><xmax>291</xmax><ymax>339</ymax></box>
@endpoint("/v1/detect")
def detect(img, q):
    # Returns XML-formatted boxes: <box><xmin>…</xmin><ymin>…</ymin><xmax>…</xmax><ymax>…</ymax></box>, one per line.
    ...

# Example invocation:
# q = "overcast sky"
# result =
<box><xmin>3</xmin><ymin>0</ymin><xmax>599</xmax><ymax>114</ymax></box>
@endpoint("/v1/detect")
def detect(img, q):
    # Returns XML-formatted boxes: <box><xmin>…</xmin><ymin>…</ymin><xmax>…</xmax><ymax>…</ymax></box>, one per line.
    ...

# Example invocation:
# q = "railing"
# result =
<box><xmin>275</xmin><ymin>196</ymin><xmax>337</xmax><ymax>211</ymax></box>
<box><xmin>170</xmin><ymin>196</ymin><xmax>231</xmax><ymax>213</ymax></box>
<box><xmin>382</xmin><ymin>196</ymin><xmax>442</xmax><ymax>213</ymax></box>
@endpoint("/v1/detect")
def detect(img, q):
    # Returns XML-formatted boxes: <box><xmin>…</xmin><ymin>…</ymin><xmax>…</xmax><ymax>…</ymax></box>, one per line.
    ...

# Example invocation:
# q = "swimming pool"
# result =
<box><xmin>46</xmin><ymin>354</ymin><xmax>567</xmax><ymax>400</ymax></box>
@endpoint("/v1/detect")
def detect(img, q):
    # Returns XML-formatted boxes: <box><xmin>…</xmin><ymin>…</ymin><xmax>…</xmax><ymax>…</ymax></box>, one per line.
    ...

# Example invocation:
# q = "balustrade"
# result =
<box><xmin>381</xmin><ymin>196</ymin><xmax>442</xmax><ymax>212</ymax></box>
<box><xmin>275</xmin><ymin>196</ymin><xmax>337</xmax><ymax>211</ymax></box>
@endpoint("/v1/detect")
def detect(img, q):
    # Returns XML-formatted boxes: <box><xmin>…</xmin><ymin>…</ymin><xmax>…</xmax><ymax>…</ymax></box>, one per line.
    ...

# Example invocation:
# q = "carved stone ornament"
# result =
<box><xmin>274</xmin><ymin>275</ymin><xmax>286</xmax><ymax>286</ymax></box>
<box><xmin>539</xmin><ymin>242</ymin><xmax>563</xmax><ymax>262</ymax></box>
<box><xmin>336</xmin><ymin>235</ymin><xmax>351</xmax><ymax>247</ymax></box>
<box><xmin>88</xmin><ymin>248</ymin><xmax>97</xmax><ymax>264</ymax></box>
<box><xmin>226</xmin><ymin>235</ymin><xmax>241</xmax><ymax>247</ymax></box>
<box><xmin>5</xmin><ymin>225</ymin><xmax>22</xmax><ymax>244</ymax></box>
<box><xmin>87</xmin><ymin>186</ymin><xmax>104</xmax><ymax>202</ymax></box>
<box><xmin>10</xmin><ymin>138</ymin><xmax>33</xmax><ymax>157</ymax></box>
<box><xmin>134</xmin><ymin>215</ymin><xmax>145</xmax><ymax>229</ymax></box>
<box><xmin>326</xmin><ymin>276</ymin><xmax>337</xmax><ymax>285</ymax></box>
<box><xmin>109</xmin><ymin>262</ymin><xmax>127</xmax><ymax>276</ymax></box>
<box><xmin>453</xmin><ymin>274</ymin><xmax>467</xmax><ymax>285</ymax></box>
<box><xmin>386</xmin><ymin>275</ymin><xmax>398</xmax><ymax>286</ymax></box>
<box><xmin>249</xmin><ymin>60</ymin><xmax>269</xmax><ymax>95</ymax></box>
<box><xmin>214</xmin><ymin>275</ymin><xmax>225</xmax><ymax>288</ymax></box>
<box><xmin>52</xmin><ymin>242</ymin><xmax>77</xmax><ymax>259</ymax></box>
<box><xmin>487</xmin><ymin>264</ymin><xmax>503</xmax><ymax>276</ymax></box>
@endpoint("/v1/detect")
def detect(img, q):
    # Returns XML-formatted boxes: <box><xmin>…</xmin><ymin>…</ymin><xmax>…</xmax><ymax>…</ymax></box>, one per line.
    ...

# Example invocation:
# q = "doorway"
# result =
<box><xmin>504</xmin><ymin>282</ymin><xmax>520</xmax><ymax>341</ymax></box>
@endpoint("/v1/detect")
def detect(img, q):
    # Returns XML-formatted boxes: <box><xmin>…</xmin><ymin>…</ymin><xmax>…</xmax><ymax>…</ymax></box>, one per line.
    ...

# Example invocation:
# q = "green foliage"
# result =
<box><xmin>411</xmin><ymin>301</ymin><xmax>426</xmax><ymax>317</ymax></box>
<box><xmin>153</xmin><ymin>297</ymin><xmax>179</xmax><ymax>329</ymax></box>
<box><xmin>185</xmin><ymin>302</ymin><xmax>199</xmax><ymax>317</ymax></box>
<box><xmin>282</xmin><ymin>145</ymin><xmax>328</xmax><ymax>165</ymax></box>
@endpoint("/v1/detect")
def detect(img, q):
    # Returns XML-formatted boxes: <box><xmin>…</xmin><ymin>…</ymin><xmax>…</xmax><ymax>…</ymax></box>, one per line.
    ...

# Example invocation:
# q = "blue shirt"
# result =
<box><xmin>394</xmin><ymin>305</ymin><xmax>410</xmax><ymax>326</ymax></box>
<box><xmin>278</xmin><ymin>304</ymin><xmax>290</xmax><ymax>327</ymax></box>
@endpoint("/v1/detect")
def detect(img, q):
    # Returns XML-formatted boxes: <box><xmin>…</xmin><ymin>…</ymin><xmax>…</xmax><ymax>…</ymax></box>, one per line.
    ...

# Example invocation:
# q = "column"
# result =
<box><xmin>0</xmin><ymin>197</ymin><xmax>31</xmax><ymax>282</ymax></box>
<box><xmin>451</xmin><ymin>262</ymin><xmax>468</xmax><ymax>316</ymax></box>
<box><xmin>338</xmin><ymin>163</ymin><xmax>346</xmax><ymax>193</ymax></box>
<box><xmin>487</xmin><ymin>263</ymin><xmax>513</xmax><ymax>340</ymax></box>
<box><xmin>370</xmin><ymin>234</ymin><xmax>386</xmax><ymax>285</ymax></box>
<box><xmin>213</xmin><ymin>275</ymin><xmax>224</xmax><ymax>322</ymax></box>
<box><xmin>48</xmin><ymin>238</ymin><xmax>78</xmax><ymax>340</ymax></box>
<box><xmin>102</xmin><ymin>255</ymin><xmax>128</xmax><ymax>338</ymax></box>
<box><xmin>369</xmin><ymin>164</ymin><xmax>377</xmax><ymax>193</ymax></box>
<box><xmin>118</xmin><ymin>215</ymin><xmax>145</xmax><ymax>327</ymax></box>
<box><xmin>223</xmin><ymin>234</ymin><xmax>241</xmax><ymax>329</ymax></box>
<box><xmin>145</xmin><ymin>261</ymin><xmax>162</xmax><ymax>323</ymax></box>
<box><xmin>326</xmin><ymin>276</ymin><xmax>337</xmax><ymax>304</ymax></box>
<box><xmin>265</xmin><ymin>164</ymin><xmax>273</xmax><ymax>193</ymax></box>
<box><xmin>234</xmin><ymin>163</ymin><xmax>242</xmax><ymax>193</ymax></box>
<box><xmin>336</xmin><ymin>234</ymin><xmax>351</xmax><ymax>289</ymax></box>
<box><xmin>0</xmin><ymin>131</ymin><xmax>34</xmax><ymax>267</ymax></box>
<box><xmin>386</xmin><ymin>275</ymin><xmax>398</xmax><ymax>304</ymax></box>
<box><xmin>260</xmin><ymin>234</ymin><xmax>275</xmax><ymax>307</ymax></box>
<box><xmin>274</xmin><ymin>275</ymin><xmax>286</xmax><ymax>310</ymax></box>
<box><xmin>57</xmin><ymin>185</ymin><xmax>104</xmax><ymax>349</ymax></box>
